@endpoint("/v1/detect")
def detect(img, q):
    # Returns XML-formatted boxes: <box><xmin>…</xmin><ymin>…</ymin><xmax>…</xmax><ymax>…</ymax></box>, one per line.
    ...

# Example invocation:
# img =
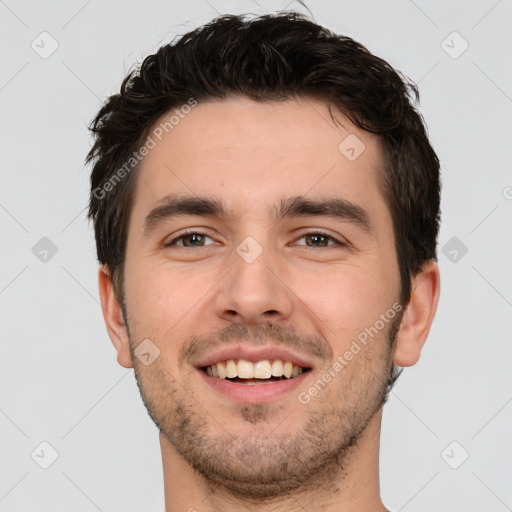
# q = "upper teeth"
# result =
<box><xmin>205</xmin><ymin>359</ymin><xmax>305</xmax><ymax>379</ymax></box>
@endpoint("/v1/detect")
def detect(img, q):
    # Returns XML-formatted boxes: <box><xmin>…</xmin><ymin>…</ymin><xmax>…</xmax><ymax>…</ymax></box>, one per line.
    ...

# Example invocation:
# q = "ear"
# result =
<box><xmin>393</xmin><ymin>260</ymin><xmax>440</xmax><ymax>367</ymax></box>
<box><xmin>98</xmin><ymin>264</ymin><xmax>133</xmax><ymax>368</ymax></box>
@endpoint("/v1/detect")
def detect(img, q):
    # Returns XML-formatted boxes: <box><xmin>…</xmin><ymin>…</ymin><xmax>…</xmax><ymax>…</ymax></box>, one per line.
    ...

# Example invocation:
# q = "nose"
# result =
<box><xmin>214</xmin><ymin>242</ymin><xmax>294</xmax><ymax>326</ymax></box>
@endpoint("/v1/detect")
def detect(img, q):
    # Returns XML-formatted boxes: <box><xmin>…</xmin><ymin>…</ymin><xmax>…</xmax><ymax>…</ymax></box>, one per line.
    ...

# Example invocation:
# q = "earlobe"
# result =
<box><xmin>393</xmin><ymin>260</ymin><xmax>441</xmax><ymax>367</ymax></box>
<box><xmin>98</xmin><ymin>264</ymin><xmax>134</xmax><ymax>369</ymax></box>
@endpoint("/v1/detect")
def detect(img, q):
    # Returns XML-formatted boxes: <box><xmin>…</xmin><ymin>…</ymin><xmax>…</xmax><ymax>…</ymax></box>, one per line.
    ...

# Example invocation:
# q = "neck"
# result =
<box><xmin>160</xmin><ymin>406</ymin><xmax>387</xmax><ymax>512</ymax></box>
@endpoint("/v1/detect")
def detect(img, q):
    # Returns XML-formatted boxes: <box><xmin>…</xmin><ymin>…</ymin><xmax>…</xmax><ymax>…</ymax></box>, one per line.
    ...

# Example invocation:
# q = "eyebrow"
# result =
<box><xmin>143</xmin><ymin>194</ymin><xmax>373</xmax><ymax>236</ymax></box>
<box><xmin>143</xmin><ymin>195</ymin><xmax>227</xmax><ymax>236</ymax></box>
<box><xmin>272</xmin><ymin>196</ymin><xmax>373</xmax><ymax>234</ymax></box>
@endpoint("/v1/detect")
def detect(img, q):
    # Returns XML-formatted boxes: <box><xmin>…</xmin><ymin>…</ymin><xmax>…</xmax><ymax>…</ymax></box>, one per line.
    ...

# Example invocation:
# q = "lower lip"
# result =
<box><xmin>198</xmin><ymin>369</ymin><xmax>311</xmax><ymax>403</ymax></box>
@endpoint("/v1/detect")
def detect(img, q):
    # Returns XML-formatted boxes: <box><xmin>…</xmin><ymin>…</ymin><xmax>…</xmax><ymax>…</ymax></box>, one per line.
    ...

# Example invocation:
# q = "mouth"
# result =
<box><xmin>202</xmin><ymin>359</ymin><xmax>312</xmax><ymax>385</ymax></box>
<box><xmin>195</xmin><ymin>346</ymin><xmax>316</xmax><ymax>403</ymax></box>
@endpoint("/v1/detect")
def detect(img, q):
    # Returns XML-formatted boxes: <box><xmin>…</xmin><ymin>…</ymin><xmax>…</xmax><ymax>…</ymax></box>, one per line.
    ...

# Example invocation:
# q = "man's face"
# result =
<box><xmin>120</xmin><ymin>96</ymin><xmax>402</xmax><ymax>498</ymax></box>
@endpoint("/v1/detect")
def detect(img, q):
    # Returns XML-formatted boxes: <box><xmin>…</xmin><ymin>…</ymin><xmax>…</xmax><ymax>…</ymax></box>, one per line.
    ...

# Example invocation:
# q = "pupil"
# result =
<box><xmin>308</xmin><ymin>234</ymin><xmax>327</xmax><ymax>247</ymax></box>
<box><xmin>184</xmin><ymin>234</ymin><xmax>203</xmax><ymax>247</ymax></box>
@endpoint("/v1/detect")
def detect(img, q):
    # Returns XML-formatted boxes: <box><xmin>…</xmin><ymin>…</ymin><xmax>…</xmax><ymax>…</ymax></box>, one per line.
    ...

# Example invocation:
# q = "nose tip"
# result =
<box><xmin>214</xmin><ymin>249</ymin><xmax>294</xmax><ymax>325</ymax></box>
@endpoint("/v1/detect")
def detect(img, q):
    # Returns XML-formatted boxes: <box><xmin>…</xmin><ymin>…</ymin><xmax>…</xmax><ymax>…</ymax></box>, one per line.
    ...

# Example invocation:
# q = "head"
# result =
<box><xmin>87</xmin><ymin>12</ymin><xmax>440</xmax><ymax>500</ymax></box>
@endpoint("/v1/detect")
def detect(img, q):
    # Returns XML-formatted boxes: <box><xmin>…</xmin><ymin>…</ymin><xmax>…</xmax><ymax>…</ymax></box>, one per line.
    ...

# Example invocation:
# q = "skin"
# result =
<box><xmin>98</xmin><ymin>96</ymin><xmax>440</xmax><ymax>512</ymax></box>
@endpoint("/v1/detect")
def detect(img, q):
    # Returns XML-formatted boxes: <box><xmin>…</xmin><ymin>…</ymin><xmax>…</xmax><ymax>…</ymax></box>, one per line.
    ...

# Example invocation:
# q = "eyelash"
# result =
<box><xmin>164</xmin><ymin>229</ymin><xmax>345</xmax><ymax>248</ymax></box>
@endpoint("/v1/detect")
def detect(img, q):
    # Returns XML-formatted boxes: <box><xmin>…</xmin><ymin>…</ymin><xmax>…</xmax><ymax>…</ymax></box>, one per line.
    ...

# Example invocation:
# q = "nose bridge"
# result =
<box><xmin>214</xmin><ymin>235</ymin><xmax>293</xmax><ymax>323</ymax></box>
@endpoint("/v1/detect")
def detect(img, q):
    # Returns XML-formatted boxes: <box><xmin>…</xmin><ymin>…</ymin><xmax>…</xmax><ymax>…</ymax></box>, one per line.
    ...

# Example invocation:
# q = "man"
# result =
<box><xmin>86</xmin><ymin>12</ymin><xmax>440</xmax><ymax>512</ymax></box>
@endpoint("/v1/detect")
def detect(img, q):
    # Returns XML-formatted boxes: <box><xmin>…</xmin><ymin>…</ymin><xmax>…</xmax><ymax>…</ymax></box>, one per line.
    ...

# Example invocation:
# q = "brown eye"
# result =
<box><xmin>181</xmin><ymin>233</ymin><xmax>207</xmax><ymax>247</ymax></box>
<box><xmin>305</xmin><ymin>234</ymin><xmax>330</xmax><ymax>247</ymax></box>
<box><xmin>295</xmin><ymin>232</ymin><xmax>342</xmax><ymax>248</ymax></box>
<box><xmin>165</xmin><ymin>232</ymin><xmax>215</xmax><ymax>247</ymax></box>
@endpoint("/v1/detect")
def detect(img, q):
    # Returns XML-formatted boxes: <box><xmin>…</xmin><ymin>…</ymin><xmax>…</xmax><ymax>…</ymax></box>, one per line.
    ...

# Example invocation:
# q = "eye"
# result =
<box><xmin>164</xmin><ymin>231</ymin><xmax>216</xmax><ymax>248</ymax></box>
<box><xmin>295</xmin><ymin>231</ymin><xmax>344</xmax><ymax>248</ymax></box>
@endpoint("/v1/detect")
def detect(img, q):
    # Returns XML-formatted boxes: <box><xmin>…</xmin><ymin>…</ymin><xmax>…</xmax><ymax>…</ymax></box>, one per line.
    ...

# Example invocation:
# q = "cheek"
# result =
<box><xmin>295</xmin><ymin>261</ymin><xmax>392</xmax><ymax>339</ymax></box>
<box><xmin>125</xmin><ymin>260</ymin><xmax>219</xmax><ymax>336</ymax></box>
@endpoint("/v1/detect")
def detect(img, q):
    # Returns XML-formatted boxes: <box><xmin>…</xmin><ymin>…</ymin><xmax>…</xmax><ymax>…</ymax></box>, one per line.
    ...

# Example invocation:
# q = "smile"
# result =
<box><xmin>203</xmin><ymin>358</ymin><xmax>310</xmax><ymax>384</ymax></box>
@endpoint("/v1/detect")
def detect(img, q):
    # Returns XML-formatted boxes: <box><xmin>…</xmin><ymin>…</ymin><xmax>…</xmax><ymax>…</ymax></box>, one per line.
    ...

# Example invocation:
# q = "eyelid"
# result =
<box><xmin>293</xmin><ymin>229</ymin><xmax>347</xmax><ymax>247</ymax></box>
<box><xmin>163</xmin><ymin>228</ymin><xmax>218</xmax><ymax>247</ymax></box>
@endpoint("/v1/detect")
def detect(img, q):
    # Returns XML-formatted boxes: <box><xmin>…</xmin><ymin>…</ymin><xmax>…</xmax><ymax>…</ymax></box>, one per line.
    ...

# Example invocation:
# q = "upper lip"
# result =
<box><xmin>195</xmin><ymin>345</ymin><xmax>316</xmax><ymax>370</ymax></box>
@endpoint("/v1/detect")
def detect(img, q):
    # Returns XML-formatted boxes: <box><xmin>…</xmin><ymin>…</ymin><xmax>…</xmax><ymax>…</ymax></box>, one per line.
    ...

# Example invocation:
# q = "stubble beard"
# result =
<box><xmin>127</xmin><ymin>314</ymin><xmax>402</xmax><ymax>501</ymax></box>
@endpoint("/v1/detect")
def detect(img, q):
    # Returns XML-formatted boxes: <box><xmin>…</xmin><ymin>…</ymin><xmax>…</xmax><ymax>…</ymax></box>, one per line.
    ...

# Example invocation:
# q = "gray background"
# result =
<box><xmin>1</xmin><ymin>0</ymin><xmax>511</xmax><ymax>510</ymax></box>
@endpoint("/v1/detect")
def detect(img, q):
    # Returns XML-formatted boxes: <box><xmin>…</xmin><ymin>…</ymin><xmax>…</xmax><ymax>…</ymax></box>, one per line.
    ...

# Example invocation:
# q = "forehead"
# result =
<box><xmin>132</xmin><ymin>96</ymin><xmax>387</xmax><ymax>223</ymax></box>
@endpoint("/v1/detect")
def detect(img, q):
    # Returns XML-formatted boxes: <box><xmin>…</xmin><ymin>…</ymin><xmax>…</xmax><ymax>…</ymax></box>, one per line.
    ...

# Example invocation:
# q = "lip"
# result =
<box><xmin>194</xmin><ymin>345</ymin><xmax>315</xmax><ymax>370</ymax></box>
<box><xmin>198</xmin><ymin>367</ymin><xmax>312</xmax><ymax>403</ymax></box>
